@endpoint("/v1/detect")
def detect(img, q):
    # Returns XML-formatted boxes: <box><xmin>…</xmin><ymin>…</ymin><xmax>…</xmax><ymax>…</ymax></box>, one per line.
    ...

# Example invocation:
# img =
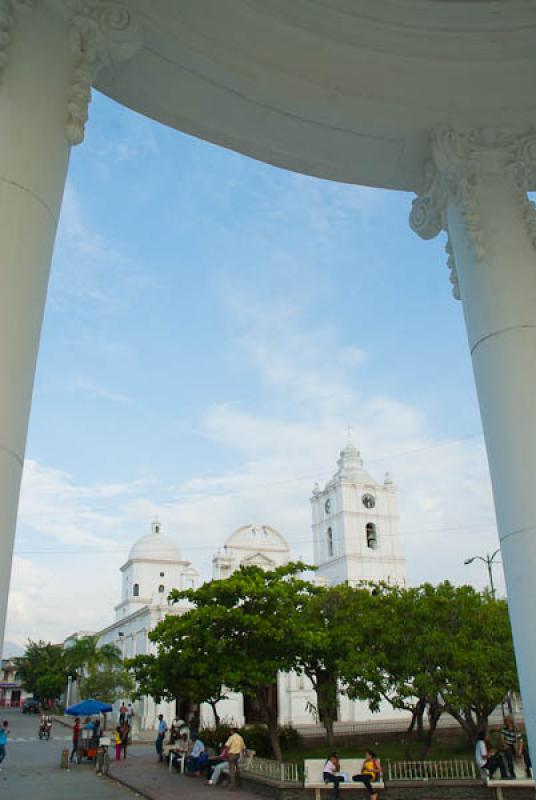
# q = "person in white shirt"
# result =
<box><xmin>475</xmin><ymin>731</ymin><xmax>508</xmax><ymax>779</ymax></box>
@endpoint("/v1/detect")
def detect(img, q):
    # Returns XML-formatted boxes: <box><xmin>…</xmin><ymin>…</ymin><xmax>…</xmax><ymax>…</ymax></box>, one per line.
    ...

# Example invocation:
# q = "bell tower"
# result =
<box><xmin>311</xmin><ymin>441</ymin><xmax>406</xmax><ymax>587</ymax></box>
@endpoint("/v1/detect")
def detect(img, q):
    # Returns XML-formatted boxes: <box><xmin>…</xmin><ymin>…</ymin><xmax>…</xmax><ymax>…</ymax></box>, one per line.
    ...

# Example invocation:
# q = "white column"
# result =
<box><xmin>0</xmin><ymin>1</ymin><xmax>142</xmax><ymax>656</ymax></box>
<box><xmin>411</xmin><ymin>127</ymin><xmax>536</xmax><ymax>758</ymax></box>
<box><xmin>0</xmin><ymin>3</ymin><xmax>72</xmax><ymax>656</ymax></box>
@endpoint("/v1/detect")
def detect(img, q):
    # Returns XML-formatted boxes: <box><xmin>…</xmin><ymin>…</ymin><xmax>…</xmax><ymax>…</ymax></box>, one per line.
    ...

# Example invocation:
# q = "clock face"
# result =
<box><xmin>362</xmin><ymin>493</ymin><xmax>376</xmax><ymax>509</ymax></box>
<box><xmin>324</xmin><ymin>499</ymin><xmax>331</xmax><ymax>515</ymax></box>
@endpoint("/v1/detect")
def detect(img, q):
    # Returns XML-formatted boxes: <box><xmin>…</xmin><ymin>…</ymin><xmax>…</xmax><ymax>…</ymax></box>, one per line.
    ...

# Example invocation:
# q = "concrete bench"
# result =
<box><xmin>486</xmin><ymin>778</ymin><xmax>534</xmax><ymax>800</ymax></box>
<box><xmin>304</xmin><ymin>759</ymin><xmax>384</xmax><ymax>800</ymax></box>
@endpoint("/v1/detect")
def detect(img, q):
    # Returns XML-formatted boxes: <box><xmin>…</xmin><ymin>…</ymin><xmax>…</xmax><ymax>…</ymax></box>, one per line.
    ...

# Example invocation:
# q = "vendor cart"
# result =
<box><xmin>76</xmin><ymin>728</ymin><xmax>99</xmax><ymax>763</ymax></box>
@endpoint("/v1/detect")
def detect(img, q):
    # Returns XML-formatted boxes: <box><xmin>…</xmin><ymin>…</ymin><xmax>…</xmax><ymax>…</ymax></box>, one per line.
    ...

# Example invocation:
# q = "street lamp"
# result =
<box><xmin>464</xmin><ymin>548</ymin><xmax>501</xmax><ymax>600</ymax></box>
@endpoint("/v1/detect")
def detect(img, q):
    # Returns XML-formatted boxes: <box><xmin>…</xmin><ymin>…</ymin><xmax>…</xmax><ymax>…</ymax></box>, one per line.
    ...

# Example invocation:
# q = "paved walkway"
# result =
<box><xmin>110</xmin><ymin>755</ymin><xmax>260</xmax><ymax>800</ymax></box>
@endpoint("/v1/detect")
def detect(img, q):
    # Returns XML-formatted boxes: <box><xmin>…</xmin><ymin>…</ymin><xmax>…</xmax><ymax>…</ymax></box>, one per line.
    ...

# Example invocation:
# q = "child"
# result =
<box><xmin>323</xmin><ymin>753</ymin><xmax>345</xmax><ymax>799</ymax></box>
<box><xmin>114</xmin><ymin>726</ymin><xmax>122</xmax><ymax>761</ymax></box>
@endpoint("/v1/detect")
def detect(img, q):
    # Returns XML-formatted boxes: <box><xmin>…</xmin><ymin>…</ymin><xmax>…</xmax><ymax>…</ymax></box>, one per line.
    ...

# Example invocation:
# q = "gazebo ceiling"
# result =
<box><xmin>95</xmin><ymin>0</ymin><xmax>536</xmax><ymax>191</ymax></box>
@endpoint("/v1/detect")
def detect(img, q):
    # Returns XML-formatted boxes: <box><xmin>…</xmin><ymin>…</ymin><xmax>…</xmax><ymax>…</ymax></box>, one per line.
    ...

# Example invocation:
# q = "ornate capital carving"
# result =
<box><xmin>0</xmin><ymin>1</ymin><xmax>141</xmax><ymax>145</ymax></box>
<box><xmin>410</xmin><ymin>126</ymin><xmax>536</xmax><ymax>300</ymax></box>
<box><xmin>61</xmin><ymin>1</ymin><xmax>142</xmax><ymax>145</ymax></box>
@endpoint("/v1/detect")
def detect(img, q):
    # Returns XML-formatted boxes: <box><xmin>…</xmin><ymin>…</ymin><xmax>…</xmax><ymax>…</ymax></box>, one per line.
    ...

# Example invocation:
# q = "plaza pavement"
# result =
<box><xmin>1</xmin><ymin>708</ymin><xmax>259</xmax><ymax>799</ymax></box>
<box><xmin>0</xmin><ymin>708</ymin><xmax>140</xmax><ymax>799</ymax></box>
<box><xmin>110</xmin><ymin>753</ymin><xmax>260</xmax><ymax>800</ymax></box>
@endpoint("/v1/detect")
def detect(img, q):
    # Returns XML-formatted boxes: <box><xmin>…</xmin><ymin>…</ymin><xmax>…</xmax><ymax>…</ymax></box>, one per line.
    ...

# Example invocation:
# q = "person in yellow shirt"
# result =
<box><xmin>352</xmin><ymin>750</ymin><xmax>381</xmax><ymax>799</ymax></box>
<box><xmin>224</xmin><ymin>728</ymin><xmax>246</xmax><ymax>790</ymax></box>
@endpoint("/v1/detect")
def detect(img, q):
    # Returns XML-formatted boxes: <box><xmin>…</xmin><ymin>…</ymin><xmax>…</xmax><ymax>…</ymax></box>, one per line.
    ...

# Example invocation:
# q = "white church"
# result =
<box><xmin>91</xmin><ymin>441</ymin><xmax>407</xmax><ymax>730</ymax></box>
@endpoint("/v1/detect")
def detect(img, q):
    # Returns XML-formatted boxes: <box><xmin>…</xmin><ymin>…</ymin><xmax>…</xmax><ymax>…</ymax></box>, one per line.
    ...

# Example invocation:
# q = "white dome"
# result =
<box><xmin>128</xmin><ymin>524</ymin><xmax>182</xmax><ymax>563</ymax></box>
<box><xmin>225</xmin><ymin>524</ymin><xmax>289</xmax><ymax>553</ymax></box>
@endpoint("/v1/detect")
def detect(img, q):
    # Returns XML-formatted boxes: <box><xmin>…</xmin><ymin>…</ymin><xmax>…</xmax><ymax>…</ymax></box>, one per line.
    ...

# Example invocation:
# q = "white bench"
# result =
<box><xmin>304</xmin><ymin>759</ymin><xmax>384</xmax><ymax>800</ymax></box>
<box><xmin>486</xmin><ymin>777</ymin><xmax>535</xmax><ymax>800</ymax></box>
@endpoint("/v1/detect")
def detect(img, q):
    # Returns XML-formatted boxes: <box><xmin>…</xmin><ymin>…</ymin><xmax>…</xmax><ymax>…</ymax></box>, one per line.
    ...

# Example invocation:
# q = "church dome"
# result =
<box><xmin>128</xmin><ymin>521</ymin><xmax>182</xmax><ymax>563</ymax></box>
<box><xmin>224</xmin><ymin>524</ymin><xmax>289</xmax><ymax>553</ymax></box>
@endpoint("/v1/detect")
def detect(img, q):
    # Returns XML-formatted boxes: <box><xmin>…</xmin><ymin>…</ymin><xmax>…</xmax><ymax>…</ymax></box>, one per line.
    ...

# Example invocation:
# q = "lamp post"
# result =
<box><xmin>464</xmin><ymin>548</ymin><xmax>501</xmax><ymax>600</ymax></box>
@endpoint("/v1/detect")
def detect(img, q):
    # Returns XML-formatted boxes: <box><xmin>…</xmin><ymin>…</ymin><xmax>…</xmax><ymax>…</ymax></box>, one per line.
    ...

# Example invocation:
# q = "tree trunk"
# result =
<box><xmin>209</xmin><ymin>699</ymin><xmax>221</xmax><ymax>728</ymax></box>
<box><xmin>256</xmin><ymin>686</ymin><xmax>282</xmax><ymax>761</ymax></box>
<box><xmin>446</xmin><ymin>705</ymin><xmax>480</xmax><ymax>745</ymax></box>
<box><xmin>404</xmin><ymin>698</ymin><xmax>425</xmax><ymax>758</ymax></box>
<box><xmin>315</xmin><ymin>675</ymin><xmax>338</xmax><ymax>749</ymax></box>
<box><xmin>420</xmin><ymin>701</ymin><xmax>443</xmax><ymax>758</ymax></box>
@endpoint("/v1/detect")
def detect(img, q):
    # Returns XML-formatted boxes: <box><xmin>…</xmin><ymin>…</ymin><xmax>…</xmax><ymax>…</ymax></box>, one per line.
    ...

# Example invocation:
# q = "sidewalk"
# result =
<box><xmin>109</xmin><ymin>755</ymin><xmax>260</xmax><ymax>800</ymax></box>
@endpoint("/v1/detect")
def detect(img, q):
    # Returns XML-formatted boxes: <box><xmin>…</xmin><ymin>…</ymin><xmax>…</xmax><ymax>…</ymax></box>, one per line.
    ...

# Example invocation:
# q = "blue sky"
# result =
<box><xmin>4</xmin><ymin>91</ymin><xmax>501</xmax><ymax>652</ymax></box>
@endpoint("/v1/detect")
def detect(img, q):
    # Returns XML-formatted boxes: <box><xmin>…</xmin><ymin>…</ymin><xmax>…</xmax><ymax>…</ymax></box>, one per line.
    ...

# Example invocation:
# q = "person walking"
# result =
<box><xmin>352</xmin><ymin>750</ymin><xmax>381</xmax><ymax>799</ymax></box>
<box><xmin>114</xmin><ymin>727</ymin><xmax>122</xmax><ymax>761</ymax></box>
<box><xmin>70</xmin><ymin>717</ymin><xmax>80</xmax><ymax>762</ymax></box>
<box><xmin>155</xmin><ymin>714</ymin><xmax>168</xmax><ymax>763</ymax></box>
<box><xmin>224</xmin><ymin>727</ymin><xmax>246</xmax><ymax>790</ymax></box>
<box><xmin>120</xmin><ymin>719</ymin><xmax>130</xmax><ymax>759</ymax></box>
<box><xmin>0</xmin><ymin>720</ymin><xmax>9</xmax><ymax>771</ymax></box>
<box><xmin>126</xmin><ymin>704</ymin><xmax>136</xmax><ymax>736</ymax></box>
<box><xmin>118</xmin><ymin>703</ymin><xmax>128</xmax><ymax>726</ymax></box>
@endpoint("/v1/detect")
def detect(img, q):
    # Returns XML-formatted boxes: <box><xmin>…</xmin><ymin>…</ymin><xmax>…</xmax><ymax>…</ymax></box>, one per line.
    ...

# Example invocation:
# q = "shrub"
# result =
<box><xmin>198</xmin><ymin>722</ymin><xmax>302</xmax><ymax>759</ymax></box>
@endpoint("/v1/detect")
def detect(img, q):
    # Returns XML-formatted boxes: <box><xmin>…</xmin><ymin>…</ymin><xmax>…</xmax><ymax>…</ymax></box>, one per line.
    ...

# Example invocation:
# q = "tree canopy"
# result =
<box><xmin>16</xmin><ymin>640</ymin><xmax>67</xmax><ymax>704</ymax></box>
<box><xmin>130</xmin><ymin>570</ymin><xmax>519</xmax><ymax>757</ymax></box>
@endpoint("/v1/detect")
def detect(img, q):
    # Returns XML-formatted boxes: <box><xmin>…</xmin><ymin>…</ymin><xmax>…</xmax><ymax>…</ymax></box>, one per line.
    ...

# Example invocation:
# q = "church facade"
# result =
<box><xmin>89</xmin><ymin>441</ymin><xmax>407</xmax><ymax>730</ymax></box>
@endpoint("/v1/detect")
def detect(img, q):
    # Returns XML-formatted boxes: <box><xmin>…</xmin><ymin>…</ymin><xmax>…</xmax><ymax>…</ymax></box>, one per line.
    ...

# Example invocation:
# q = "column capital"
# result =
<box><xmin>57</xmin><ymin>0</ymin><xmax>142</xmax><ymax>144</ymax></box>
<box><xmin>410</xmin><ymin>126</ymin><xmax>536</xmax><ymax>299</ymax></box>
<box><xmin>0</xmin><ymin>0</ymin><xmax>142</xmax><ymax>145</ymax></box>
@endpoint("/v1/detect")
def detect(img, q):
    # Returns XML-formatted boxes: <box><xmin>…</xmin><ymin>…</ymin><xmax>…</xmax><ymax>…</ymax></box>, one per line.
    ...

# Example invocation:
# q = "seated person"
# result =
<box><xmin>475</xmin><ymin>731</ymin><xmax>508</xmax><ymax>779</ymax></box>
<box><xmin>185</xmin><ymin>733</ymin><xmax>208</xmax><ymax>775</ymax></box>
<box><xmin>206</xmin><ymin>745</ymin><xmax>229</xmax><ymax>785</ymax></box>
<box><xmin>352</xmin><ymin>750</ymin><xmax>381</xmax><ymax>799</ymax></box>
<box><xmin>323</xmin><ymin>753</ymin><xmax>345</xmax><ymax>799</ymax></box>
<box><xmin>170</xmin><ymin>734</ymin><xmax>189</xmax><ymax>771</ymax></box>
<box><xmin>208</xmin><ymin>748</ymin><xmax>250</xmax><ymax>787</ymax></box>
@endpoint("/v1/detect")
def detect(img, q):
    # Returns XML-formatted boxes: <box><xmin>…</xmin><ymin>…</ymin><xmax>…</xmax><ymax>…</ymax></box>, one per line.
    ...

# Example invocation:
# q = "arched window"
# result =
<box><xmin>133</xmin><ymin>583</ymin><xmax>139</xmax><ymax>597</ymax></box>
<box><xmin>158</xmin><ymin>584</ymin><xmax>165</xmax><ymax>594</ymax></box>
<box><xmin>327</xmin><ymin>527</ymin><xmax>334</xmax><ymax>557</ymax></box>
<box><xmin>366</xmin><ymin>523</ymin><xmax>378</xmax><ymax>549</ymax></box>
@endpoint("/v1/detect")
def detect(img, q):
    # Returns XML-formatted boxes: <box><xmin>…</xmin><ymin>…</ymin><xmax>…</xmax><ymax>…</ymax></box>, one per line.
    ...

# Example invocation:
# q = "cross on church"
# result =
<box><xmin>346</xmin><ymin>424</ymin><xmax>355</xmax><ymax>442</ymax></box>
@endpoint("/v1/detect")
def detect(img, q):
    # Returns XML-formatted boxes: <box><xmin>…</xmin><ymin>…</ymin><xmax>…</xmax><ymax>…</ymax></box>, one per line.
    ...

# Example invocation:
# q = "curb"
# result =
<box><xmin>106</xmin><ymin>770</ymin><xmax>156</xmax><ymax>799</ymax></box>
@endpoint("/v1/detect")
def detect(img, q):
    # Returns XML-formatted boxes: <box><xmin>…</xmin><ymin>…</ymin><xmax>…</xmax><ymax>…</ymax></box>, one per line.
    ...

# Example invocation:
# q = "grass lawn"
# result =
<box><xmin>283</xmin><ymin>730</ymin><xmax>474</xmax><ymax>764</ymax></box>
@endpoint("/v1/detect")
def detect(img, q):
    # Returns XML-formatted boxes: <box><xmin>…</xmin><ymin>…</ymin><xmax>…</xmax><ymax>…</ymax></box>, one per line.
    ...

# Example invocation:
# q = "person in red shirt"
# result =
<box><xmin>70</xmin><ymin>718</ymin><xmax>80</xmax><ymax>763</ymax></box>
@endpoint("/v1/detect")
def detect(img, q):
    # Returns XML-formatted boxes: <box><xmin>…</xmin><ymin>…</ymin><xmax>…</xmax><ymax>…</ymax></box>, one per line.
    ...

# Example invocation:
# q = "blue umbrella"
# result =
<box><xmin>65</xmin><ymin>699</ymin><xmax>113</xmax><ymax>716</ymax></box>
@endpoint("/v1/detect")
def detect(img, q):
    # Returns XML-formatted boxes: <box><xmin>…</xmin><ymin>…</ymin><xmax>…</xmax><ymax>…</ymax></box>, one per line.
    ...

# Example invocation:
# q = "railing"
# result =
<box><xmin>387</xmin><ymin>759</ymin><xmax>477</xmax><ymax>781</ymax></box>
<box><xmin>242</xmin><ymin>755</ymin><xmax>302</xmax><ymax>785</ymax></box>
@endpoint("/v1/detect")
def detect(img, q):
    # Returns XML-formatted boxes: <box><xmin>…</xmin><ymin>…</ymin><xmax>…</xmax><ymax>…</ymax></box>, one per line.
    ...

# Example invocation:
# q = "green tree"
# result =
<box><xmin>129</xmin><ymin>621</ymin><xmax>229</xmax><ymax>726</ymax></box>
<box><xmin>64</xmin><ymin>634</ymin><xmax>122</xmax><ymax>680</ymax></box>
<box><xmin>342</xmin><ymin>582</ymin><xmax>519</xmax><ymax>749</ymax></box>
<box><xmin>16</xmin><ymin>640</ymin><xmax>67</xmax><ymax>704</ymax></box>
<box><xmin>64</xmin><ymin>634</ymin><xmax>125</xmax><ymax>702</ymax></box>
<box><xmin>83</xmin><ymin>666</ymin><xmax>134</xmax><ymax>703</ymax></box>
<box><xmin>295</xmin><ymin>584</ymin><xmax>376</xmax><ymax>746</ymax></box>
<box><xmin>165</xmin><ymin>562</ymin><xmax>314</xmax><ymax>759</ymax></box>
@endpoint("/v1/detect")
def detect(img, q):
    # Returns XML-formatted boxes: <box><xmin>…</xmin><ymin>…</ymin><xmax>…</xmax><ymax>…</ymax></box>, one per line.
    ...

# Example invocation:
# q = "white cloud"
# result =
<box><xmin>6</xmin><ymin>288</ymin><xmax>502</xmax><ymax>648</ymax></box>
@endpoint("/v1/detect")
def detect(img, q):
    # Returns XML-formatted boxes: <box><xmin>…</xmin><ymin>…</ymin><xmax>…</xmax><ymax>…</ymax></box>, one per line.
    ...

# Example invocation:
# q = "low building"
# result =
<box><xmin>0</xmin><ymin>658</ymin><xmax>29</xmax><ymax>709</ymax></box>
